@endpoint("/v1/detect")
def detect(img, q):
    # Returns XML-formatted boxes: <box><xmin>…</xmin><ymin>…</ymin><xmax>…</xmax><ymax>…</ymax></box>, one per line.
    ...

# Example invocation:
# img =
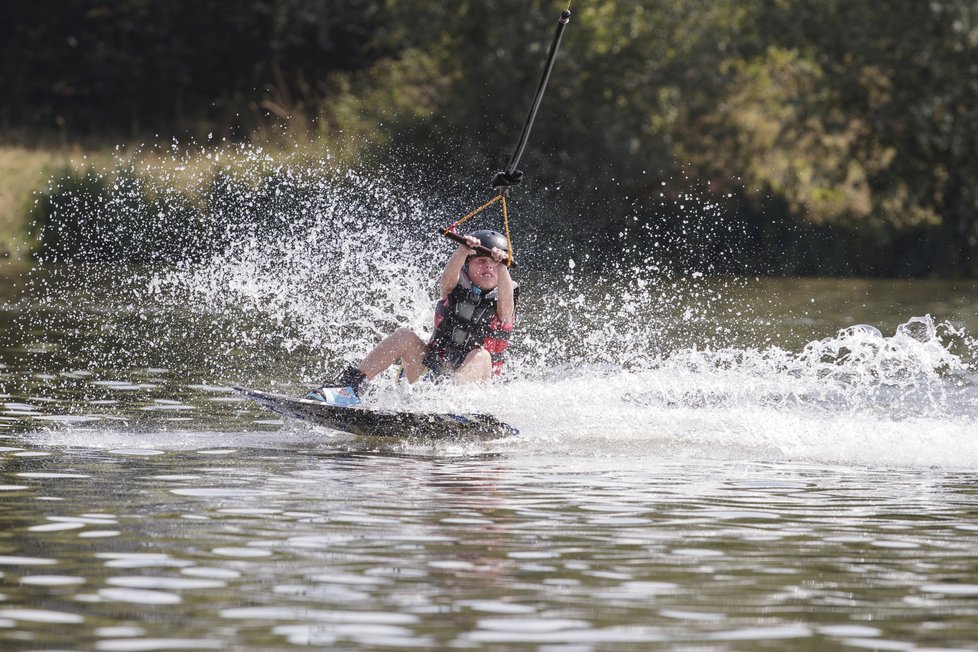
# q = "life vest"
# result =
<box><xmin>424</xmin><ymin>270</ymin><xmax>518</xmax><ymax>374</ymax></box>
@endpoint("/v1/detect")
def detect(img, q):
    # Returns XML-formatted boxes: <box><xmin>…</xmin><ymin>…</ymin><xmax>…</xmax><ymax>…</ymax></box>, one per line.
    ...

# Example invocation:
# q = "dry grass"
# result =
<box><xmin>0</xmin><ymin>140</ymin><xmax>305</xmax><ymax>262</ymax></box>
<box><xmin>0</xmin><ymin>146</ymin><xmax>71</xmax><ymax>259</ymax></box>
<box><xmin>0</xmin><ymin>121</ymin><xmax>374</xmax><ymax>263</ymax></box>
<box><xmin>0</xmin><ymin>144</ymin><xmax>138</xmax><ymax>259</ymax></box>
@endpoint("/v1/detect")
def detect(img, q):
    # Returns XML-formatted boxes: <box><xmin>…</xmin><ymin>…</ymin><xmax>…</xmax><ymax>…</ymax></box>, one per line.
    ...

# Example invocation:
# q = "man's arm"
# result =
<box><xmin>494</xmin><ymin>264</ymin><xmax>515</xmax><ymax>324</ymax></box>
<box><xmin>440</xmin><ymin>243</ymin><xmax>473</xmax><ymax>300</ymax></box>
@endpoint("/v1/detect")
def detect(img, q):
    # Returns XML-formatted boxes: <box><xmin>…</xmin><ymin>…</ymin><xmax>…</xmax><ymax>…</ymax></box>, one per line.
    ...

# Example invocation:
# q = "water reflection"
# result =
<box><xmin>2</xmin><ymin>444</ymin><xmax>978</xmax><ymax>648</ymax></box>
<box><xmin>4</xmin><ymin>266</ymin><xmax>978</xmax><ymax>647</ymax></box>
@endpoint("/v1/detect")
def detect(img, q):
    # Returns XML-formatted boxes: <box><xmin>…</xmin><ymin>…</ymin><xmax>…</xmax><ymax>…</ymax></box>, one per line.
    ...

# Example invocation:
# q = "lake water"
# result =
<box><xmin>1</xmin><ymin>257</ymin><xmax>977</xmax><ymax>650</ymax></box>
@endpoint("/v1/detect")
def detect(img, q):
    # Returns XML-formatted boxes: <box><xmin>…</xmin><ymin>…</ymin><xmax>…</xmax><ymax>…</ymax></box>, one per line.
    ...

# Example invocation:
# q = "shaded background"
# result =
<box><xmin>1</xmin><ymin>0</ymin><xmax>976</xmax><ymax>277</ymax></box>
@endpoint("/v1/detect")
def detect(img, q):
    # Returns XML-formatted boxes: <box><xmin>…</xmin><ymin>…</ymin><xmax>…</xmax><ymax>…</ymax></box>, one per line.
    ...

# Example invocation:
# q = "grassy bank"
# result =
<box><xmin>0</xmin><ymin>138</ymin><xmax>327</xmax><ymax>264</ymax></box>
<box><xmin>0</xmin><ymin>142</ymin><xmax>160</xmax><ymax>261</ymax></box>
<box><xmin>1</xmin><ymin>134</ymin><xmax>971</xmax><ymax>278</ymax></box>
<box><xmin>1</xmin><ymin>135</ymin><xmax>388</xmax><ymax>267</ymax></box>
<box><xmin>0</xmin><ymin>145</ymin><xmax>77</xmax><ymax>260</ymax></box>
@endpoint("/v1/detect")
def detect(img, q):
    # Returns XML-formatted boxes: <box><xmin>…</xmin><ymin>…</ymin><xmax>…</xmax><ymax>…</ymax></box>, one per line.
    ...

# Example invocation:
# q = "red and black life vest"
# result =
<box><xmin>424</xmin><ymin>271</ymin><xmax>518</xmax><ymax>374</ymax></box>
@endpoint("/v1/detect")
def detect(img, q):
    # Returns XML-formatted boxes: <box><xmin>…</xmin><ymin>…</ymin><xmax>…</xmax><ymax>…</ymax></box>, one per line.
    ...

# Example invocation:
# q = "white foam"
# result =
<box><xmin>11</xmin><ymin>147</ymin><xmax>976</xmax><ymax>472</ymax></box>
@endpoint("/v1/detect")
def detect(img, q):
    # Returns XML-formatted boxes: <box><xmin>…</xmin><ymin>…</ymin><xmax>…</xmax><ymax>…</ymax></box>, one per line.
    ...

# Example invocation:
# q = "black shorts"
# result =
<box><xmin>423</xmin><ymin>343</ymin><xmax>466</xmax><ymax>377</ymax></box>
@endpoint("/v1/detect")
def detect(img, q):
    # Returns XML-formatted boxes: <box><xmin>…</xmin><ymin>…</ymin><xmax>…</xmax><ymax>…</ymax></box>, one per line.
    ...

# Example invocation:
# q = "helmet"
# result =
<box><xmin>467</xmin><ymin>229</ymin><xmax>509</xmax><ymax>256</ymax></box>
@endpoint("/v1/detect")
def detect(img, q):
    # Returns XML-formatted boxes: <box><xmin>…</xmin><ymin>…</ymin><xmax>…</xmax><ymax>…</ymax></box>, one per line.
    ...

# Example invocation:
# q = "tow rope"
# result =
<box><xmin>440</xmin><ymin>7</ymin><xmax>572</xmax><ymax>268</ymax></box>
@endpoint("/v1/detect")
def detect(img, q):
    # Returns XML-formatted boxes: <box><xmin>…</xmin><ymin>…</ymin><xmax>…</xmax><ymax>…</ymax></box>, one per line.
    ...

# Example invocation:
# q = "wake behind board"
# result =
<box><xmin>234</xmin><ymin>387</ymin><xmax>518</xmax><ymax>441</ymax></box>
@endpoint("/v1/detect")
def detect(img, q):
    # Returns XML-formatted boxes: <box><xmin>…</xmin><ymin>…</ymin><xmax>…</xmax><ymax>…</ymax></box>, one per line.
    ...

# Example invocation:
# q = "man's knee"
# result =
<box><xmin>391</xmin><ymin>327</ymin><xmax>416</xmax><ymax>341</ymax></box>
<box><xmin>388</xmin><ymin>328</ymin><xmax>423</xmax><ymax>350</ymax></box>
<box><xmin>467</xmin><ymin>348</ymin><xmax>492</xmax><ymax>366</ymax></box>
<box><xmin>462</xmin><ymin>348</ymin><xmax>492</xmax><ymax>378</ymax></box>
<box><xmin>456</xmin><ymin>347</ymin><xmax>492</xmax><ymax>382</ymax></box>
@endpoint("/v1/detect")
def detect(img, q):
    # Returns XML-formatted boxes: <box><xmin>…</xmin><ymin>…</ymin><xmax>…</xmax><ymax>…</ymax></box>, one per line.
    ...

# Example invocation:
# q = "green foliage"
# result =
<box><xmin>5</xmin><ymin>0</ymin><xmax>978</xmax><ymax>276</ymax></box>
<box><xmin>716</xmin><ymin>0</ymin><xmax>978</xmax><ymax>276</ymax></box>
<box><xmin>0</xmin><ymin>0</ymin><xmax>397</xmax><ymax>138</ymax></box>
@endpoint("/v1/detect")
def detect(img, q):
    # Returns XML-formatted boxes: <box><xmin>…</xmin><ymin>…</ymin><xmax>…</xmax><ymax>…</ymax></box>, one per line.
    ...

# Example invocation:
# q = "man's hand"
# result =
<box><xmin>461</xmin><ymin>235</ymin><xmax>480</xmax><ymax>255</ymax></box>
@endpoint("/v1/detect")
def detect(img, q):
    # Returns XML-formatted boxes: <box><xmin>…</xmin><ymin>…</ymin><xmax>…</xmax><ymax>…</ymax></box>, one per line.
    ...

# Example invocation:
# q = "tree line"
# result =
<box><xmin>3</xmin><ymin>0</ymin><xmax>977</xmax><ymax>277</ymax></box>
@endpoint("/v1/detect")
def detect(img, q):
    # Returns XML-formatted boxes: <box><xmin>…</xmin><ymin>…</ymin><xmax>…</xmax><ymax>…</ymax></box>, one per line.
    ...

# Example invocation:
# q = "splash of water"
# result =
<box><xmin>8</xmin><ymin>142</ymin><xmax>978</xmax><ymax>468</ymax></box>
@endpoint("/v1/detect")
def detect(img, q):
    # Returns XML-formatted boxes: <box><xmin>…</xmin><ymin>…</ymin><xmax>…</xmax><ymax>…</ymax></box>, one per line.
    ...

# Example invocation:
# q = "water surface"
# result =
<box><xmin>2</xmin><ymin>262</ymin><xmax>978</xmax><ymax>650</ymax></box>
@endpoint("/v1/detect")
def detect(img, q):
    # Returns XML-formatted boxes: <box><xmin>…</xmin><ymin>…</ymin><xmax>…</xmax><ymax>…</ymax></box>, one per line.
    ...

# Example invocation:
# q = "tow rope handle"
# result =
<box><xmin>441</xmin><ymin>230</ymin><xmax>518</xmax><ymax>269</ymax></box>
<box><xmin>440</xmin><ymin>195</ymin><xmax>518</xmax><ymax>269</ymax></box>
<box><xmin>493</xmin><ymin>8</ymin><xmax>571</xmax><ymax>195</ymax></box>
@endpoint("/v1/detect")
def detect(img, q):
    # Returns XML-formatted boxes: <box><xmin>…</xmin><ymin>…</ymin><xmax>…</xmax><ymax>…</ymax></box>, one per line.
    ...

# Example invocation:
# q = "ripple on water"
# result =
<box><xmin>140</xmin><ymin>401</ymin><xmax>194</xmax><ymax>412</ymax></box>
<box><xmin>429</xmin><ymin>560</ymin><xmax>476</xmax><ymax>571</ymax></box>
<box><xmin>28</xmin><ymin>521</ymin><xmax>86</xmax><ymax>532</ymax></box>
<box><xmin>79</xmin><ymin>530</ymin><xmax>122</xmax><ymax>538</ymax></box>
<box><xmin>91</xmin><ymin>381</ymin><xmax>158</xmax><ymax>390</ymax></box>
<box><xmin>659</xmin><ymin>609</ymin><xmax>726</xmax><ymax>621</ymax></box>
<box><xmin>305</xmin><ymin>572</ymin><xmax>390</xmax><ymax>586</ymax></box>
<box><xmin>670</xmin><ymin>548</ymin><xmax>725</xmax><ymax>557</ymax></box>
<box><xmin>95</xmin><ymin>638</ymin><xmax>223</xmax><ymax>651</ymax></box>
<box><xmin>0</xmin><ymin>608</ymin><xmax>84</xmax><ymax>624</ymax></box>
<box><xmin>599</xmin><ymin>581</ymin><xmax>679</xmax><ymax>600</ymax></box>
<box><xmin>272</xmin><ymin>623</ymin><xmax>430</xmax><ymax>648</ymax></box>
<box><xmin>34</xmin><ymin>415</ymin><xmax>102</xmax><ymax>423</ymax></box>
<box><xmin>212</xmin><ymin>547</ymin><xmax>274</xmax><ymax>558</ymax></box>
<box><xmin>460</xmin><ymin>618</ymin><xmax>677</xmax><ymax>645</ymax></box>
<box><xmin>694</xmin><ymin>509</ymin><xmax>781</xmax><ymax>520</ymax></box>
<box><xmin>705</xmin><ymin>624</ymin><xmax>813</xmax><ymax>641</ymax></box>
<box><xmin>97</xmin><ymin>553</ymin><xmax>189</xmax><ymax>569</ymax></box>
<box><xmin>18</xmin><ymin>575</ymin><xmax>86</xmax><ymax>586</ymax></box>
<box><xmin>186</xmin><ymin>384</ymin><xmax>234</xmax><ymax>392</ymax></box>
<box><xmin>98</xmin><ymin>588</ymin><xmax>182</xmax><ymax>605</ymax></box>
<box><xmin>217</xmin><ymin>508</ymin><xmax>282</xmax><ymax>516</ymax></box>
<box><xmin>816</xmin><ymin>625</ymin><xmax>882</xmax><ymax>637</ymax></box>
<box><xmin>107</xmin><ymin>576</ymin><xmax>226</xmax><ymax>590</ymax></box>
<box><xmin>220</xmin><ymin>607</ymin><xmax>419</xmax><ymax>625</ymax></box>
<box><xmin>2</xmin><ymin>403</ymin><xmax>40</xmax><ymax>411</ymax></box>
<box><xmin>831</xmin><ymin>638</ymin><xmax>913</xmax><ymax>651</ymax></box>
<box><xmin>0</xmin><ymin>555</ymin><xmax>58</xmax><ymax>566</ymax></box>
<box><xmin>272</xmin><ymin>583</ymin><xmax>371</xmax><ymax>602</ymax></box>
<box><xmin>181</xmin><ymin>567</ymin><xmax>241</xmax><ymax>579</ymax></box>
<box><xmin>455</xmin><ymin>600</ymin><xmax>537</xmax><ymax>614</ymax></box>
<box><xmin>94</xmin><ymin>626</ymin><xmax>146</xmax><ymax>637</ymax></box>
<box><xmin>871</xmin><ymin>539</ymin><xmax>920</xmax><ymax>549</ymax></box>
<box><xmin>269</xmin><ymin>625</ymin><xmax>337</xmax><ymax>646</ymax></box>
<box><xmin>920</xmin><ymin>583</ymin><xmax>978</xmax><ymax>595</ymax></box>
<box><xmin>170</xmin><ymin>487</ymin><xmax>283</xmax><ymax>497</ymax></box>
<box><xmin>476</xmin><ymin>618</ymin><xmax>591</xmax><ymax>633</ymax></box>
<box><xmin>109</xmin><ymin>449</ymin><xmax>166</xmax><ymax>456</ymax></box>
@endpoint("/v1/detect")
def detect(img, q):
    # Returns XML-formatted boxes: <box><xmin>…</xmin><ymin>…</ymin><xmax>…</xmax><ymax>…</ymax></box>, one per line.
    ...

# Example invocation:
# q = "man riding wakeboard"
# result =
<box><xmin>307</xmin><ymin>229</ymin><xmax>518</xmax><ymax>406</ymax></box>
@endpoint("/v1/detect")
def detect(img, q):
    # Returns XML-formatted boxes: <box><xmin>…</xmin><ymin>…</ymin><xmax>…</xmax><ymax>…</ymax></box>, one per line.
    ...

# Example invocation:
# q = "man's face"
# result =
<box><xmin>467</xmin><ymin>256</ymin><xmax>500</xmax><ymax>290</ymax></box>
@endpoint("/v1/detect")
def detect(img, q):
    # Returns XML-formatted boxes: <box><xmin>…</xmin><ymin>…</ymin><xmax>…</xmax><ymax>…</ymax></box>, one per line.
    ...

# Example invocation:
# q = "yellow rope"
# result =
<box><xmin>441</xmin><ymin>192</ymin><xmax>516</xmax><ymax>267</ymax></box>
<box><xmin>444</xmin><ymin>194</ymin><xmax>503</xmax><ymax>231</ymax></box>
<box><xmin>501</xmin><ymin>195</ymin><xmax>514</xmax><ymax>267</ymax></box>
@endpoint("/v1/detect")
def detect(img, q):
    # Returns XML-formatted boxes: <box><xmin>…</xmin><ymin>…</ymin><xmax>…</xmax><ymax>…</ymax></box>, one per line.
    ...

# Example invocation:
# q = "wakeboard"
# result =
<box><xmin>234</xmin><ymin>386</ymin><xmax>518</xmax><ymax>441</ymax></box>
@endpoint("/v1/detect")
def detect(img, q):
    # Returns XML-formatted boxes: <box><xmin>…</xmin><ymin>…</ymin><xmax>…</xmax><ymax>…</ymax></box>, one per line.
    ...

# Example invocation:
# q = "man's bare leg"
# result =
<box><xmin>358</xmin><ymin>328</ymin><xmax>429</xmax><ymax>382</ymax></box>
<box><xmin>452</xmin><ymin>347</ymin><xmax>493</xmax><ymax>385</ymax></box>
